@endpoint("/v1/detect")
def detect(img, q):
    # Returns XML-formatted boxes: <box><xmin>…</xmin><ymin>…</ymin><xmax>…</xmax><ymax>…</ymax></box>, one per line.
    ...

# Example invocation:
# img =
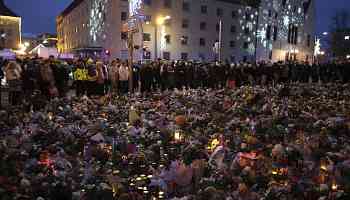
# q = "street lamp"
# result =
<box><xmin>154</xmin><ymin>15</ymin><xmax>170</xmax><ymax>60</ymax></box>
<box><xmin>322</xmin><ymin>32</ymin><xmax>328</xmax><ymax>36</ymax></box>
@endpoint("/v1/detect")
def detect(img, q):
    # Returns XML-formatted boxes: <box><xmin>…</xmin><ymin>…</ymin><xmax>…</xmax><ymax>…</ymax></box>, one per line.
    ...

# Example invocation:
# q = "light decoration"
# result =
<box><xmin>89</xmin><ymin>0</ymin><xmax>108</xmax><ymax>43</ymax></box>
<box><xmin>207</xmin><ymin>138</ymin><xmax>220</xmax><ymax>151</ymax></box>
<box><xmin>174</xmin><ymin>129</ymin><xmax>184</xmax><ymax>143</ymax></box>
<box><xmin>129</xmin><ymin>0</ymin><xmax>143</xmax><ymax>17</ymax></box>
<box><xmin>314</xmin><ymin>38</ymin><xmax>320</xmax><ymax>56</ymax></box>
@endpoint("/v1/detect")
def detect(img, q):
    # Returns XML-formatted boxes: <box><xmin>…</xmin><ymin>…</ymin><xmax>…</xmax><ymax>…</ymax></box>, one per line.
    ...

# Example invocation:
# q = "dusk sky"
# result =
<box><xmin>4</xmin><ymin>0</ymin><xmax>350</xmax><ymax>36</ymax></box>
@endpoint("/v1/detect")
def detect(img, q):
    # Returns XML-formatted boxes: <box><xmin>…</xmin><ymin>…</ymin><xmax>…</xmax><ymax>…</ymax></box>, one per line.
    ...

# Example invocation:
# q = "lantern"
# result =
<box><xmin>173</xmin><ymin>129</ymin><xmax>184</xmax><ymax>143</ymax></box>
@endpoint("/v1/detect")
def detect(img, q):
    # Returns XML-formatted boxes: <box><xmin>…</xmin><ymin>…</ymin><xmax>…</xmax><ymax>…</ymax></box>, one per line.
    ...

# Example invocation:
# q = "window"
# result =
<box><xmin>201</xmin><ymin>5</ymin><xmax>207</xmax><ymax>14</ymax></box>
<box><xmin>182</xmin><ymin>19</ymin><xmax>189</xmax><ymax>28</ymax></box>
<box><xmin>243</xmin><ymin>42</ymin><xmax>248</xmax><ymax>49</ymax></box>
<box><xmin>121</xmin><ymin>12</ymin><xmax>127</xmax><ymax>21</ymax></box>
<box><xmin>266</xmin><ymin>25</ymin><xmax>271</xmax><ymax>40</ymax></box>
<box><xmin>288</xmin><ymin>24</ymin><xmax>298</xmax><ymax>44</ymax></box>
<box><xmin>164</xmin><ymin>0</ymin><xmax>171</xmax><ymax>8</ymax></box>
<box><xmin>216</xmin><ymin>23</ymin><xmax>220</xmax><ymax>32</ymax></box>
<box><xmin>268</xmin><ymin>10</ymin><xmax>272</xmax><ymax>18</ymax></box>
<box><xmin>230</xmin><ymin>41</ymin><xmax>235</xmax><ymax>48</ymax></box>
<box><xmin>275</xmin><ymin>13</ymin><xmax>278</xmax><ymax>19</ymax></box>
<box><xmin>244</xmin><ymin>27</ymin><xmax>249</xmax><ymax>35</ymax></box>
<box><xmin>165</xmin><ymin>34</ymin><xmax>171</xmax><ymax>44</ymax></box>
<box><xmin>144</xmin><ymin>0</ymin><xmax>152</xmax><ymax>6</ymax></box>
<box><xmin>200</xmin><ymin>22</ymin><xmax>207</xmax><ymax>30</ymax></box>
<box><xmin>183</xmin><ymin>1</ymin><xmax>190</xmax><ymax>11</ymax></box>
<box><xmin>181</xmin><ymin>36</ymin><xmax>188</xmax><ymax>45</ymax></box>
<box><xmin>200</xmin><ymin>38</ymin><xmax>206</xmax><ymax>46</ymax></box>
<box><xmin>164</xmin><ymin>18</ymin><xmax>171</xmax><ymax>26</ymax></box>
<box><xmin>181</xmin><ymin>53</ymin><xmax>188</xmax><ymax>60</ymax></box>
<box><xmin>217</xmin><ymin>8</ymin><xmax>223</xmax><ymax>17</ymax></box>
<box><xmin>230</xmin><ymin>25</ymin><xmax>236</xmax><ymax>33</ymax></box>
<box><xmin>143</xmin><ymin>33</ymin><xmax>151</xmax><ymax>41</ymax></box>
<box><xmin>273</xmin><ymin>26</ymin><xmax>278</xmax><ymax>41</ymax></box>
<box><xmin>121</xmin><ymin>32</ymin><xmax>127</xmax><ymax>40</ymax></box>
<box><xmin>232</xmin><ymin>11</ymin><xmax>237</xmax><ymax>18</ymax></box>
<box><xmin>282</xmin><ymin>0</ymin><xmax>287</xmax><ymax>7</ymax></box>
<box><xmin>269</xmin><ymin>50</ymin><xmax>273</xmax><ymax>59</ymax></box>
<box><xmin>163</xmin><ymin>51</ymin><xmax>170</xmax><ymax>60</ymax></box>
<box><xmin>307</xmin><ymin>34</ymin><xmax>311</xmax><ymax>47</ymax></box>
<box><xmin>145</xmin><ymin>15</ymin><xmax>152</xmax><ymax>23</ymax></box>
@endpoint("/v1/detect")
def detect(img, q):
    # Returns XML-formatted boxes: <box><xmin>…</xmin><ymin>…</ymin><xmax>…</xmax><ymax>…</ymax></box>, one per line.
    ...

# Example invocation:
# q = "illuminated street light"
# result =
<box><xmin>322</xmin><ymin>32</ymin><xmax>328</xmax><ymax>36</ymax></box>
<box><xmin>156</xmin><ymin>15</ymin><xmax>171</xmax><ymax>25</ymax></box>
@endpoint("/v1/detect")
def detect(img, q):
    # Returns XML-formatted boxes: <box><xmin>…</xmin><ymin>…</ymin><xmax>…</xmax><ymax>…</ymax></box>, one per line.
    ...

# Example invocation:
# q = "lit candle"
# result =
<box><xmin>331</xmin><ymin>181</ymin><xmax>338</xmax><ymax>191</ymax></box>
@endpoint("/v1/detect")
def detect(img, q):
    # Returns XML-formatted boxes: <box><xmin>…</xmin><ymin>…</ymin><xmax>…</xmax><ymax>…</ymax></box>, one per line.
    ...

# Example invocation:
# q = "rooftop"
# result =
<box><xmin>0</xmin><ymin>0</ymin><xmax>19</xmax><ymax>17</ymax></box>
<box><xmin>59</xmin><ymin>0</ymin><xmax>85</xmax><ymax>18</ymax></box>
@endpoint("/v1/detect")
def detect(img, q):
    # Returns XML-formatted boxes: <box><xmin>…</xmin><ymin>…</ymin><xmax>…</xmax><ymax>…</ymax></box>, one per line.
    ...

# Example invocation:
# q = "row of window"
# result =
<box><xmin>142</xmin><ymin>0</ymin><xmax>240</xmax><ymax>18</ymax></box>
<box><xmin>141</xmin><ymin>33</ymin><xmax>247</xmax><ymax>48</ymax></box>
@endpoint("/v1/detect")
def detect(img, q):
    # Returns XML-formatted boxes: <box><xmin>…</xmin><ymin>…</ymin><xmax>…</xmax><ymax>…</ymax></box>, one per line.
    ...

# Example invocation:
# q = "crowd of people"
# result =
<box><xmin>1</xmin><ymin>56</ymin><xmax>350</xmax><ymax>106</ymax></box>
<box><xmin>0</xmin><ymin>56</ymin><xmax>350</xmax><ymax>200</ymax></box>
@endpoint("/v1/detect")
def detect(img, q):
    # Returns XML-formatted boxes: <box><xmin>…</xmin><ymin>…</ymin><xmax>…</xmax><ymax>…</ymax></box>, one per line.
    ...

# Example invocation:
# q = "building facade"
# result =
<box><xmin>255</xmin><ymin>0</ymin><xmax>315</xmax><ymax>62</ymax></box>
<box><xmin>136</xmin><ymin>0</ymin><xmax>259</xmax><ymax>62</ymax></box>
<box><xmin>57</xmin><ymin>0</ymin><xmax>260</xmax><ymax>62</ymax></box>
<box><xmin>57</xmin><ymin>0</ymin><xmax>315</xmax><ymax>62</ymax></box>
<box><xmin>57</xmin><ymin>0</ymin><xmax>129</xmax><ymax>59</ymax></box>
<box><xmin>0</xmin><ymin>0</ymin><xmax>21</xmax><ymax>50</ymax></box>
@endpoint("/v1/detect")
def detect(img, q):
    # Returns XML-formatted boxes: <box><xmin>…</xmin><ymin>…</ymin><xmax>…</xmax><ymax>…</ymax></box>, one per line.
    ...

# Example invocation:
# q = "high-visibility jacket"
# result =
<box><xmin>73</xmin><ymin>68</ymin><xmax>88</xmax><ymax>81</ymax></box>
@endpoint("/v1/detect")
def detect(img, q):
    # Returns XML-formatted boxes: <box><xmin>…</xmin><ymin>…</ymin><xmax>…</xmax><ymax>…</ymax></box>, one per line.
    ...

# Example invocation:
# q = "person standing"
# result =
<box><xmin>5</xmin><ymin>60</ymin><xmax>22</xmax><ymax>105</ymax></box>
<box><xmin>118</xmin><ymin>62</ymin><xmax>129</xmax><ymax>94</ymax></box>
<box><xmin>73</xmin><ymin>60</ymin><xmax>88</xmax><ymax>96</ymax></box>
<box><xmin>39</xmin><ymin>60</ymin><xmax>57</xmax><ymax>99</ymax></box>
<box><xmin>95</xmin><ymin>61</ymin><xmax>106</xmax><ymax>96</ymax></box>
<box><xmin>86</xmin><ymin>59</ymin><xmax>97</xmax><ymax>96</ymax></box>
<box><xmin>108</xmin><ymin>59</ymin><xmax>120</xmax><ymax>95</ymax></box>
